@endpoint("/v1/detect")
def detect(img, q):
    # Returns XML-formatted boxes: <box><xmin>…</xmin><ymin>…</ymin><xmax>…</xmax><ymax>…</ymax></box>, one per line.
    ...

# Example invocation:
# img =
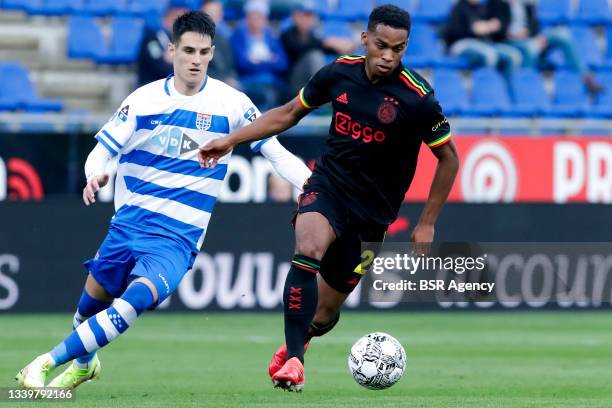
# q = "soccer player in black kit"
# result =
<box><xmin>199</xmin><ymin>5</ymin><xmax>459</xmax><ymax>391</ymax></box>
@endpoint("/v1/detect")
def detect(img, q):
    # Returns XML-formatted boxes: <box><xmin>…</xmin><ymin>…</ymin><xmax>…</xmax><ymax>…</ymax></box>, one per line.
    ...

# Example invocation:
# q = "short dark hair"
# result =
<box><xmin>367</xmin><ymin>4</ymin><xmax>411</xmax><ymax>35</ymax></box>
<box><xmin>172</xmin><ymin>10</ymin><xmax>216</xmax><ymax>44</ymax></box>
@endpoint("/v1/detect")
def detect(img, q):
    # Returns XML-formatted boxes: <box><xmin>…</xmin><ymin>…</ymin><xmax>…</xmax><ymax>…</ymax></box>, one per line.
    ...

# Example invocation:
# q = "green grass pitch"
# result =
<box><xmin>1</xmin><ymin>312</ymin><xmax>612</xmax><ymax>407</ymax></box>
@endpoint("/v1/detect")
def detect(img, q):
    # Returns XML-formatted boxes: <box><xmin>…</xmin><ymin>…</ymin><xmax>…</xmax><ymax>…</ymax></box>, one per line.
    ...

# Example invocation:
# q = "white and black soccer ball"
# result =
<box><xmin>348</xmin><ymin>332</ymin><xmax>406</xmax><ymax>390</ymax></box>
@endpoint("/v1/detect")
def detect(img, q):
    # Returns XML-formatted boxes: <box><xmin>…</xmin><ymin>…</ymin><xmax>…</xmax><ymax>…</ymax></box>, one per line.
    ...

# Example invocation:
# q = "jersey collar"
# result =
<box><xmin>164</xmin><ymin>74</ymin><xmax>208</xmax><ymax>98</ymax></box>
<box><xmin>361</xmin><ymin>61</ymin><xmax>405</xmax><ymax>85</ymax></box>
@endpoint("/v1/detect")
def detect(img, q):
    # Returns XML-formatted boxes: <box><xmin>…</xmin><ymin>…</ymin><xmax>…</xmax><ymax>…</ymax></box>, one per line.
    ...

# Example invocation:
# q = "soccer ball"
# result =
<box><xmin>348</xmin><ymin>332</ymin><xmax>406</xmax><ymax>390</ymax></box>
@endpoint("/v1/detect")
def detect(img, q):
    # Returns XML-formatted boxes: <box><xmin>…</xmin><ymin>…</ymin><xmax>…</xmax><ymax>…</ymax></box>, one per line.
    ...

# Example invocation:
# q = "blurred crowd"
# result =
<box><xmin>138</xmin><ymin>0</ymin><xmax>358</xmax><ymax>111</ymax></box>
<box><xmin>444</xmin><ymin>0</ymin><xmax>603</xmax><ymax>92</ymax></box>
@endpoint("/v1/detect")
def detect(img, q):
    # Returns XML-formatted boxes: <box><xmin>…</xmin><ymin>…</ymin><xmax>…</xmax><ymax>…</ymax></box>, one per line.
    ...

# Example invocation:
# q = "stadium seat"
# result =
<box><xmin>401</xmin><ymin>24</ymin><xmax>469</xmax><ymax>69</ymax></box>
<box><xmin>374</xmin><ymin>0</ymin><xmax>414</xmax><ymax>12</ymax></box>
<box><xmin>537</xmin><ymin>0</ymin><xmax>572</xmax><ymax>26</ymax></box>
<box><xmin>546</xmin><ymin>26</ymin><xmax>602</xmax><ymax>71</ymax></box>
<box><xmin>76</xmin><ymin>0</ymin><xmax>128</xmax><ymax>16</ymax></box>
<box><xmin>432</xmin><ymin>69</ymin><xmax>469</xmax><ymax>116</ymax></box>
<box><xmin>590</xmin><ymin>73</ymin><xmax>612</xmax><ymax>117</ymax></box>
<box><xmin>124</xmin><ymin>0</ymin><xmax>169</xmax><ymax>17</ymax></box>
<box><xmin>600</xmin><ymin>25</ymin><xmax>612</xmax><ymax>70</ymax></box>
<box><xmin>572</xmin><ymin>26</ymin><xmax>603</xmax><ymax>69</ymax></box>
<box><xmin>67</xmin><ymin>15</ymin><xmax>105</xmax><ymax>60</ymax></box>
<box><xmin>327</xmin><ymin>0</ymin><xmax>372</xmax><ymax>21</ymax></box>
<box><xmin>97</xmin><ymin>17</ymin><xmax>145</xmax><ymax>64</ymax></box>
<box><xmin>2</xmin><ymin>0</ymin><xmax>37</xmax><ymax>13</ymax></box>
<box><xmin>573</xmin><ymin>0</ymin><xmax>611</xmax><ymax>25</ymax></box>
<box><xmin>0</xmin><ymin>94</ymin><xmax>20</xmax><ymax>111</ymax></box>
<box><xmin>402</xmin><ymin>24</ymin><xmax>437</xmax><ymax>68</ymax></box>
<box><xmin>412</xmin><ymin>0</ymin><xmax>453</xmax><ymax>23</ymax></box>
<box><xmin>466</xmin><ymin>68</ymin><xmax>512</xmax><ymax>116</ymax></box>
<box><xmin>547</xmin><ymin>71</ymin><xmax>589</xmax><ymax>117</ymax></box>
<box><xmin>31</xmin><ymin>0</ymin><xmax>82</xmax><ymax>15</ymax></box>
<box><xmin>0</xmin><ymin>63</ymin><xmax>63</xmax><ymax>112</ymax></box>
<box><xmin>509</xmin><ymin>69</ymin><xmax>550</xmax><ymax>116</ymax></box>
<box><xmin>321</xmin><ymin>20</ymin><xmax>354</xmax><ymax>40</ymax></box>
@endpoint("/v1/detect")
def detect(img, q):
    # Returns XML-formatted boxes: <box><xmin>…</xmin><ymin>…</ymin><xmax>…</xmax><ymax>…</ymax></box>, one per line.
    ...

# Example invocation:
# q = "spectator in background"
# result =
<box><xmin>281</xmin><ymin>2</ymin><xmax>356</xmax><ymax>99</ymax></box>
<box><xmin>231</xmin><ymin>0</ymin><xmax>288</xmax><ymax>111</ymax></box>
<box><xmin>137</xmin><ymin>1</ymin><xmax>189</xmax><ymax>87</ymax></box>
<box><xmin>489</xmin><ymin>0</ymin><xmax>603</xmax><ymax>93</ymax></box>
<box><xmin>202</xmin><ymin>0</ymin><xmax>239</xmax><ymax>87</ymax></box>
<box><xmin>201</xmin><ymin>0</ymin><xmax>230</xmax><ymax>37</ymax></box>
<box><xmin>443</xmin><ymin>0</ymin><xmax>522</xmax><ymax>74</ymax></box>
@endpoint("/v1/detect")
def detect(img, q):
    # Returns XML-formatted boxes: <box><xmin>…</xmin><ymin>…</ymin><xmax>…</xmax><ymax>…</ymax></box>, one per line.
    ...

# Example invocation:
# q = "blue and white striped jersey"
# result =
<box><xmin>94</xmin><ymin>75</ymin><xmax>280</xmax><ymax>253</ymax></box>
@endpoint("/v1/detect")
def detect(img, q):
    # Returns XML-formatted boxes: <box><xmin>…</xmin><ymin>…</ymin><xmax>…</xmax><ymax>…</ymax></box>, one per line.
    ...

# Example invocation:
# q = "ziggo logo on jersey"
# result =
<box><xmin>334</xmin><ymin>112</ymin><xmax>386</xmax><ymax>143</ymax></box>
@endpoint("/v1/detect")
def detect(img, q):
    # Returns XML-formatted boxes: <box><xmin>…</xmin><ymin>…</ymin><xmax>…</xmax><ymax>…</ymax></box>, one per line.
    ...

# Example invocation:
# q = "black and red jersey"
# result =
<box><xmin>298</xmin><ymin>55</ymin><xmax>452</xmax><ymax>225</ymax></box>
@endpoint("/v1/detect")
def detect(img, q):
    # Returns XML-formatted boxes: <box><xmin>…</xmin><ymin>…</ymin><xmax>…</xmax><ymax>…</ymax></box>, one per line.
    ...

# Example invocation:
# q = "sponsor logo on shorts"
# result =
<box><xmin>299</xmin><ymin>192</ymin><xmax>318</xmax><ymax>207</ymax></box>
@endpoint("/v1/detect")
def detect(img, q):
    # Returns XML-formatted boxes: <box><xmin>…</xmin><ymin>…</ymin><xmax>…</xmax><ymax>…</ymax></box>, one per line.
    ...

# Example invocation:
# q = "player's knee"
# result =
<box><xmin>295</xmin><ymin>240</ymin><xmax>327</xmax><ymax>260</ymax></box>
<box><xmin>121</xmin><ymin>279</ymin><xmax>157</xmax><ymax>315</ymax></box>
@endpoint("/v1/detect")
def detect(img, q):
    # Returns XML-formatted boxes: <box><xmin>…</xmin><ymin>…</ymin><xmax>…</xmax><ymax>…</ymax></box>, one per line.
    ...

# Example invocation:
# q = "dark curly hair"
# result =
<box><xmin>367</xmin><ymin>4</ymin><xmax>411</xmax><ymax>35</ymax></box>
<box><xmin>172</xmin><ymin>10</ymin><xmax>216</xmax><ymax>44</ymax></box>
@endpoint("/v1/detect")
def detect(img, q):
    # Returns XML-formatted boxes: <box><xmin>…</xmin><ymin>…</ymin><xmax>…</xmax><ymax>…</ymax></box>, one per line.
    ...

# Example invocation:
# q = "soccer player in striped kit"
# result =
<box><xmin>199</xmin><ymin>5</ymin><xmax>459</xmax><ymax>391</ymax></box>
<box><xmin>16</xmin><ymin>10</ymin><xmax>311</xmax><ymax>390</ymax></box>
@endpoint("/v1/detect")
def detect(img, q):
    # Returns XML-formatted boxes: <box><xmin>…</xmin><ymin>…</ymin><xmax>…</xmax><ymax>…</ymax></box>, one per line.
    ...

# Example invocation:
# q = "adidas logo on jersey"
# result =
<box><xmin>336</xmin><ymin>93</ymin><xmax>349</xmax><ymax>104</ymax></box>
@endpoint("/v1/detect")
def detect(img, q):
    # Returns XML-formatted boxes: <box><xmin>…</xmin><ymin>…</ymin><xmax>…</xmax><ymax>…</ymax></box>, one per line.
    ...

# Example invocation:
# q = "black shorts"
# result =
<box><xmin>294</xmin><ymin>184</ymin><xmax>386</xmax><ymax>294</ymax></box>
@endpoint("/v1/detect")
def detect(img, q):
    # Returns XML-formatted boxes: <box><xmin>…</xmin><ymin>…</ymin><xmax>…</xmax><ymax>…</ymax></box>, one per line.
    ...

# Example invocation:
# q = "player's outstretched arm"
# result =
<box><xmin>82</xmin><ymin>143</ymin><xmax>111</xmax><ymax>206</ymax></box>
<box><xmin>199</xmin><ymin>97</ymin><xmax>310</xmax><ymax>168</ymax></box>
<box><xmin>259</xmin><ymin>138</ymin><xmax>312</xmax><ymax>191</ymax></box>
<box><xmin>412</xmin><ymin>141</ymin><xmax>459</xmax><ymax>243</ymax></box>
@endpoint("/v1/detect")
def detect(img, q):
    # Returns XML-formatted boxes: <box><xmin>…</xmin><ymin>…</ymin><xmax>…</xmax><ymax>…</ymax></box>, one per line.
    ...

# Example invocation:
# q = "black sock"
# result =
<box><xmin>284</xmin><ymin>254</ymin><xmax>320</xmax><ymax>364</ymax></box>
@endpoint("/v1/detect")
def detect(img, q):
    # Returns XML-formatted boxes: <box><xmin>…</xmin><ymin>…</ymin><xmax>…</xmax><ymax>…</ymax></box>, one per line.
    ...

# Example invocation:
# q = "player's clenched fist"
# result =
<box><xmin>198</xmin><ymin>137</ymin><xmax>234</xmax><ymax>168</ymax></box>
<box><xmin>82</xmin><ymin>174</ymin><xmax>109</xmax><ymax>206</ymax></box>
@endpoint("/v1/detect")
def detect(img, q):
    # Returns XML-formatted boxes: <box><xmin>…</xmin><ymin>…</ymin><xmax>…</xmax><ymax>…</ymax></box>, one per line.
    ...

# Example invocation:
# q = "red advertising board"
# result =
<box><xmin>406</xmin><ymin>136</ymin><xmax>612</xmax><ymax>203</ymax></box>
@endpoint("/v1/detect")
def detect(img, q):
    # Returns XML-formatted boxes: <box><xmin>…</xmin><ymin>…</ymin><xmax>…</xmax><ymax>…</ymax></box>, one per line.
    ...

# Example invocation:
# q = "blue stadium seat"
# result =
<box><xmin>0</xmin><ymin>94</ymin><xmax>20</xmax><ymax>111</ymax></box>
<box><xmin>546</xmin><ymin>26</ymin><xmax>602</xmax><ymax>70</ymax></box>
<box><xmin>537</xmin><ymin>0</ymin><xmax>572</xmax><ymax>25</ymax></box>
<box><xmin>590</xmin><ymin>73</ymin><xmax>612</xmax><ymax>117</ymax></box>
<box><xmin>327</xmin><ymin>0</ymin><xmax>372</xmax><ymax>21</ymax></box>
<box><xmin>466</xmin><ymin>68</ymin><xmax>511</xmax><ymax>116</ymax></box>
<box><xmin>67</xmin><ymin>15</ymin><xmax>105</xmax><ymax>60</ymax></box>
<box><xmin>509</xmin><ymin>69</ymin><xmax>550</xmax><ymax>116</ymax></box>
<box><xmin>0</xmin><ymin>63</ymin><xmax>63</xmax><ymax>112</ymax></box>
<box><xmin>321</xmin><ymin>20</ymin><xmax>354</xmax><ymax>40</ymax></box>
<box><xmin>125</xmin><ymin>0</ymin><xmax>169</xmax><ymax>17</ymax></box>
<box><xmin>600</xmin><ymin>25</ymin><xmax>612</xmax><ymax>70</ymax></box>
<box><xmin>75</xmin><ymin>0</ymin><xmax>127</xmax><ymax>16</ymax></box>
<box><xmin>412</xmin><ymin>0</ymin><xmax>453</xmax><ymax>23</ymax></box>
<box><xmin>574</xmin><ymin>0</ymin><xmax>611</xmax><ymax>25</ymax></box>
<box><xmin>23</xmin><ymin>0</ymin><xmax>82</xmax><ymax>15</ymax></box>
<box><xmin>432</xmin><ymin>69</ymin><xmax>469</xmax><ymax>116</ymax></box>
<box><xmin>402</xmin><ymin>24</ymin><xmax>437</xmax><ymax>68</ymax></box>
<box><xmin>374</xmin><ymin>0</ymin><xmax>414</xmax><ymax>12</ymax></box>
<box><xmin>402</xmin><ymin>24</ymin><xmax>469</xmax><ymax>69</ymax></box>
<box><xmin>97</xmin><ymin>17</ymin><xmax>145</xmax><ymax>64</ymax></box>
<box><xmin>547</xmin><ymin>71</ymin><xmax>589</xmax><ymax>117</ymax></box>
<box><xmin>3</xmin><ymin>0</ymin><xmax>37</xmax><ymax>13</ymax></box>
